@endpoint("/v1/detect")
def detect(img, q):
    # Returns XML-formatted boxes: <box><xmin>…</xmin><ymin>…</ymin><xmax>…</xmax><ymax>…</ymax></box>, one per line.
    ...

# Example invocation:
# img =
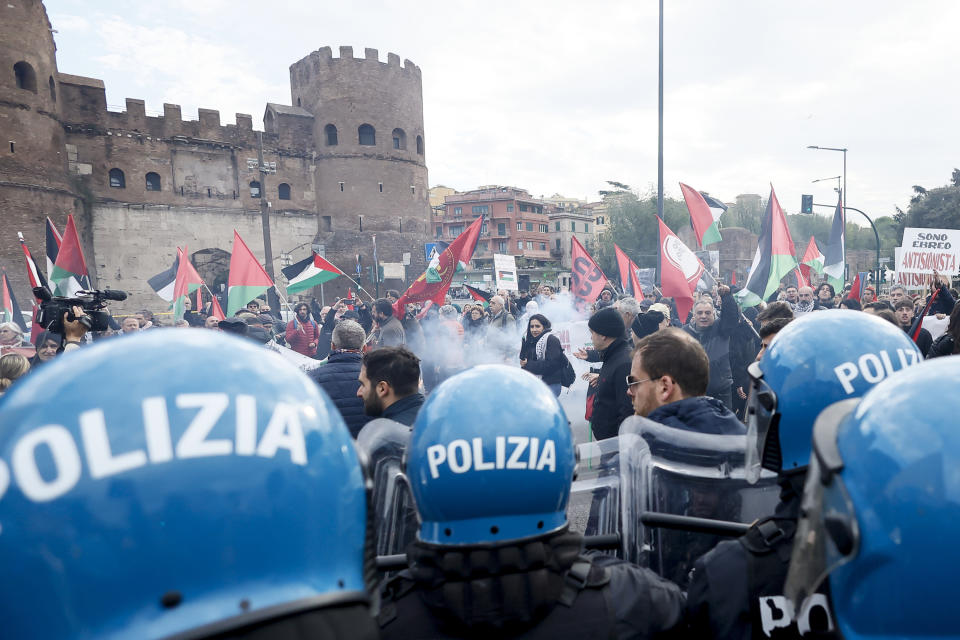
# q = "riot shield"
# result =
<box><xmin>355</xmin><ymin>418</ymin><xmax>419</xmax><ymax>557</ymax></box>
<box><xmin>619</xmin><ymin>416</ymin><xmax>781</xmax><ymax>587</ymax></box>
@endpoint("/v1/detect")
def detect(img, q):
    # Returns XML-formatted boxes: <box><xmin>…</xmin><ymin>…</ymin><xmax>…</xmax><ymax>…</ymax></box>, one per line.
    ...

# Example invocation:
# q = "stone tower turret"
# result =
<box><xmin>0</xmin><ymin>0</ymin><xmax>81</xmax><ymax>299</ymax></box>
<box><xmin>288</xmin><ymin>46</ymin><xmax>431</xmax><ymax>289</ymax></box>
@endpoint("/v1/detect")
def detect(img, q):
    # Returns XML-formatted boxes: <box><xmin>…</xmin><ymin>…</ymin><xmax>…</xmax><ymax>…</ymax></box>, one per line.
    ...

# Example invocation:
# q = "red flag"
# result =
<box><xmin>613</xmin><ymin>244</ymin><xmax>644</xmax><ymax>298</ymax></box>
<box><xmin>570</xmin><ymin>236</ymin><xmax>609</xmax><ymax>304</ymax></box>
<box><xmin>657</xmin><ymin>217</ymin><xmax>706</xmax><ymax>323</ymax></box>
<box><xmin>846</xmin><ymin>272</ymin><xmax>865</xmax><ymax>300</ymax></box>
<box><xmin>226</xmin><ymin>231</ymin><xmax>275</xmax><ymax>316</ymax></box>
<box><xmin>2</xmin><ymin>271</ymin><xmax>29</xmax><ymax>333</ymax></box>
<box><xmin>794</xmin><ymin>267</ymin><xmax>808</xmax><ymax>289</ymax></box>
<box><xmin>196</xmin><ymin>286</ymin><xmax>203</xmax><ymax>312</ymax></box>
<box><xmin>730</xmin><ymin>270</ymin><xmax>737</xmax><ymax>286</ymax></box>
<box><xmin>210</xmin><ymin>295</ymin><xmax>226</xmax><ymax>321</ymax></box>
<box><xmin>395</xmin><ymin>216</ymin><xmax>483</xmax><ymax>314</ymax></box>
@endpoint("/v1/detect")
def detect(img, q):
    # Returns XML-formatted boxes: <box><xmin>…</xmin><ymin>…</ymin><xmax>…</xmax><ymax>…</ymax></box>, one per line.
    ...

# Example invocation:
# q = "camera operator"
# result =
<box><xmin>62</xmin><ymin>305</ymin><xmax>89</xmax><ymax>352</ymax></box>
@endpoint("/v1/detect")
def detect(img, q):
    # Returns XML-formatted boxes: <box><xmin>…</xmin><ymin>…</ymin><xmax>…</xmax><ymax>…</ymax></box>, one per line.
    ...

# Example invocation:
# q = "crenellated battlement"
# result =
<box><xmin>289</xmin><ymin>45</ymin><xmax>422</xmax><ymax>85</ymax></box>
<box><xmin>54</xmin><ymin>75</ymin><xmax>311</xmax><ymax>150</ymax></box>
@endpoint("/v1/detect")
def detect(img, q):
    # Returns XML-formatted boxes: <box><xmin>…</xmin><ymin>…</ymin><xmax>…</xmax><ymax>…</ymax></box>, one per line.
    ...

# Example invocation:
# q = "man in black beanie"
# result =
<box><xmin>587</xmin><ymin>306</ymin><xmax>634</xmax><ymax>440</ymax></box>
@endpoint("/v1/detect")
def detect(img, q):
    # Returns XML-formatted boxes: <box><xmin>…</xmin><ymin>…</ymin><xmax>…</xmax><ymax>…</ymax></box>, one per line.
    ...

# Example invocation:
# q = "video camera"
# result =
<box><xmin>33</xmin><ymin>287</ymin><xmax>128</xmax><ymax>335</ymax></box>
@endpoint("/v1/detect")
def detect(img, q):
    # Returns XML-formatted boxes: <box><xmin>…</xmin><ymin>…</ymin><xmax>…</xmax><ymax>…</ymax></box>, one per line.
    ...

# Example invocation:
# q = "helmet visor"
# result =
<box><xmin>784</xmin><ymin>404</ymin><xmax>860</xmax><ymax>608</ymax></box>
<box><xmin>744</xmin><ymin>361</ymin><xmax>778</xmax><ymax>484</ymax></box>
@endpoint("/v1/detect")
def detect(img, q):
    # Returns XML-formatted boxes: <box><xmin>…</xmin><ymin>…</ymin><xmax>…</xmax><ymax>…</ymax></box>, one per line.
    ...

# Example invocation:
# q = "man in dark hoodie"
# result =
<box><xmin>627</xmin><ymin>328</ymin><xmax>744</xmax><ymax>435</ymax></box>
<box><xmin>586</xmin><ymin>307</ymin><xmax>635</xmax><ymax>440</ymax></box>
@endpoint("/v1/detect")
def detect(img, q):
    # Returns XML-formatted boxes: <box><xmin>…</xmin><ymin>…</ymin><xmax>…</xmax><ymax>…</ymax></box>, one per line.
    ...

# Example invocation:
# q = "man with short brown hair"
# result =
<box><xmin>628</xmin><ymin>328</ymin><xmax>744</xmax><ymax>434</ymax></box>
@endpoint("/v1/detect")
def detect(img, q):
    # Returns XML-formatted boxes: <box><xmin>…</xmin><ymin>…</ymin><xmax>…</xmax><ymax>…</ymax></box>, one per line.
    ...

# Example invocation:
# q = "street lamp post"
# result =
<box><xmin>812</xmin><ymin>175</ymin><xmax>842</xmax><ymax>193</ymax></box>
<box><xmin>807</xmin><ymin>145</ymin><xmax>847</xmax><ymax>220</ymax></box>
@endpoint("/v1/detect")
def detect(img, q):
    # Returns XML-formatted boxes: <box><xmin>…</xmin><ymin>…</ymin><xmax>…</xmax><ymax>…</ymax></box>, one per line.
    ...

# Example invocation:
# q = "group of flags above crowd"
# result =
<box><xmin>2</xmin><ymin>182</ymin><xmax>852</xmax><ymax>334</ymax></box>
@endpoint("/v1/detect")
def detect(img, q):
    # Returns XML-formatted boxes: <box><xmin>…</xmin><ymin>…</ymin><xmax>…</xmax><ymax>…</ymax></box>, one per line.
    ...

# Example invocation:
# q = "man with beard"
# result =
<box><xmin>357</xmin><ymin>346</ymin><xmax>424</xmax><ymax>426</ymax></box>
<box><xmin>792</xmin><ymin>286</ymin><xmax>818</xmax><ymax>315</ymax></box>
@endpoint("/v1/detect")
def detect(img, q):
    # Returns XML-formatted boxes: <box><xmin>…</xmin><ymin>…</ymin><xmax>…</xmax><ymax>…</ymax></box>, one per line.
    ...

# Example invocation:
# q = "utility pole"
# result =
<box><xmin>657</xmin><ymin>0</ymin><xmax>664</xmax><ymax>219</ymax></box>
<box><xmin>251</xmin><ymin>132</ymin><xmax>279</xmax><ymax>312</ymax></box>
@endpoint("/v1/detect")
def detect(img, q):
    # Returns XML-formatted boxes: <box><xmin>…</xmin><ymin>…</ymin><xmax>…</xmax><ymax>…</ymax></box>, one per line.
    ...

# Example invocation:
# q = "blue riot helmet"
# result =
<box><xmin>785</xmin><ymin>358</ymin><xmax>960</xmax><ymax>638</ymax></box>
<box><xmin>744</xmin><ymin>310</ymin><xmax>920</xmax><ymax>483</ymax></box>
<box><xmin>0</xmin><ymin>330</ymin><xmax>372</xmax><ymax>639</ymax></box>
<box><xmin>408</xmin><ymin>365</ymin><xmax>576</xmax><ymax>545</ymax></box>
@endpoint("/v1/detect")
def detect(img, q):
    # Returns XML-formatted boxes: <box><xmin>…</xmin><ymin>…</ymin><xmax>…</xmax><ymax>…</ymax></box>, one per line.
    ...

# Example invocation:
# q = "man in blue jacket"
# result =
<box><xmin>627</xmin><ymin>328</ymin><xmax>744</xmax><ymax>435</ymax></box>
<box><xmin>308</xmin><ymin>320</ymin><xmax>369</xmax><ymax>437</ymax></box>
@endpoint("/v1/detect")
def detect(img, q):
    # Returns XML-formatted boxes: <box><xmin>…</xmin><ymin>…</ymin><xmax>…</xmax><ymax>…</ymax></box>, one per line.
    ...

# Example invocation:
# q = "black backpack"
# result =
<box><xmin>560</xmin><ymin>354</ymin><xmax>576</xmax><ymax>388</ymax></box>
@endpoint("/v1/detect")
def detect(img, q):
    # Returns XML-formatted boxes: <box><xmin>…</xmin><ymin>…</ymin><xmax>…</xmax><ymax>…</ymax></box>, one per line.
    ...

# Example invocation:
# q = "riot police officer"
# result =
<box><xmin>685</xmin><ymin>311</ymin><xmax>921</xmax><ymax>639</ymax></box>
<box><xmin>378</xmin><ymin>364</ymin><xmax>685</xmax><ymax>639</ymax></box>
<box><xmin>785</xmin><ymin>357</ymin><xmax>960</xmax><ymax>639</ymax></box>
<box><xmin>0</xmin><ymin>330</ymin><xmax>377</xmax><ymax>639</ymax></box>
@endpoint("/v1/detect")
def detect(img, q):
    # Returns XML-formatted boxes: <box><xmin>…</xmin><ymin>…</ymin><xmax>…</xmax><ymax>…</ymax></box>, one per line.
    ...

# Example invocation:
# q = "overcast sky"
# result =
<box><xmin>45</xmin><ymin>0</ymin><xmax>959</xmax><ymax>225</ymax></box>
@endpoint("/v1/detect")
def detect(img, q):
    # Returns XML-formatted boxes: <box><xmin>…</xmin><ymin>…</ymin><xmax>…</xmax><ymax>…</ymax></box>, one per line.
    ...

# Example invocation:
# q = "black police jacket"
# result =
<box><xmin>685</xmin><ymin>493</ymin><xmax>839</xmax><ymax>639</ymax></box>
<box><xmin>379</xmin><ymin>552</ymin><xmax>684</xmax><ymax>640</ymax></box>
<box><xmin>590</xmin><ymin>337</ymin><xmax>634</xmax><ymax>441</ymax></box>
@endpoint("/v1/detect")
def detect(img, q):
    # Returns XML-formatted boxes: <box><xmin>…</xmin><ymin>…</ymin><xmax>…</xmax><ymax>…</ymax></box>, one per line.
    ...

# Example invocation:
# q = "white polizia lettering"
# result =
<box><xmin>833</xmin><ymin>348</ymin><xmax>920</xmax><ymax>394</ymax></box>
<box><xmin>425</xmin><ymin>437</ymin><xmax>559</xmax><ymax>479</ymax></box>
<box><xmin>0</xmin><ymin>395</ymin><xmax>310</xmax><ymax>505</ymax></box>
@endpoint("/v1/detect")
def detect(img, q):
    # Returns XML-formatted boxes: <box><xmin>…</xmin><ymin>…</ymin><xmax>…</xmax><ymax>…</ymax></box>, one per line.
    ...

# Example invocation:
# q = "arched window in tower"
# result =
<box><xmin>249</xmin><ymin>181</ymin><xmax>261</xmax><ymax>198</ymax></box>
<box><xmin>13</xmin><ymin>61</ymin><xmax>37</xmax><ymax>93</ymax></box>
<box><xmin>392</xmin><ymin>128</ymin><xmax>406</xmax><ymax>150</ymax></box>
<box><xmin>145</xmin><ymin>172</ymin><xmax>161</xmax><ymax>191</ymax></box>
<box><xmin>48</xmin><ymin>76</ymin><xmax>56</xmax><ymax>102</ymax></box>
<box><xmin>324</xmin><ymin>124</ymin><xmax>338</xmax><ymax>146</ymax></box>
<box><xmin>109</xmin><ymin>168</ymin><xmax>125</xmax><ymax>189</ymax></box>
<box><xmin>278</xmin><ymin>183</ymin><xmax>291</xmax><ymax>200</ymax></box>
<box><xmin>358</xmin><ymin>124</ymin><xmax>376</xmax><ymax>146</ymax></box>
<box><xmin>416</xmin><ymin>135</ymin><xmax>424</xmax><ymax>155</ymax></box>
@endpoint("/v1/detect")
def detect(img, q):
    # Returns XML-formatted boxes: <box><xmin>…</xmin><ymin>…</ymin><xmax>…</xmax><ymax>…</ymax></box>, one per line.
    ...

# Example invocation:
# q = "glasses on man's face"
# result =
<box><xmin>626</xmin><ymin>375</ymin><xmax>652</xmax><ymax>388</ymax></box>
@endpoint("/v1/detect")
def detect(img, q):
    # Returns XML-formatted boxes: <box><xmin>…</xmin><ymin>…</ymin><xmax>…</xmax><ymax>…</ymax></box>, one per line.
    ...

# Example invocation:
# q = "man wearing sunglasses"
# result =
<box><xmin>626</xmin><ymin>328</ymin><xmax>743</xmax><ymax>435</ymax></box>
<box><xmin>685</xmin><ymin>311</ymin><xmax>921</xmax><ymax>639</ymax></box>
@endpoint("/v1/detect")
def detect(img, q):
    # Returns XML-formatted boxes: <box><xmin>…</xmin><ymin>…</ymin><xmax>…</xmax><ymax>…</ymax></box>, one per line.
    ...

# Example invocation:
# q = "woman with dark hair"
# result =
<box><xmin>519</xmin><ymin>313</ymin><xmax>565</xmax><ymax>396</ymax></box>
<box><xmin>817</xmin><ymin>282</ymin><xmax>836</xmax><ymax>309</ymax></box>
<box><xmin>927</xmin><ymin>305</ymin><xmax>960</xmax><ymax>358</ymax></box>
<box><xmin>29</xmin><ymin>331</ymin><xmax>61</xmax><ymax>368</ymax></box>
<box><xmin>463</xmin><ymin>306</ymin><xmax>486</xmax><ymax>346</ymax></box>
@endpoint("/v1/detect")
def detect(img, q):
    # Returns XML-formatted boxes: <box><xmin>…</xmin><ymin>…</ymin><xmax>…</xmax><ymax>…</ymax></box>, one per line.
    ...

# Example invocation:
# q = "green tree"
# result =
<box><xmin>904</xmin><ymin>171</ymin><xmax>960</xmax><ymax>230</ymax></box>
<box><xmin>597</xmin><ymin>190</ymin><xmax>689</xmax><ymax>278</ymax></box>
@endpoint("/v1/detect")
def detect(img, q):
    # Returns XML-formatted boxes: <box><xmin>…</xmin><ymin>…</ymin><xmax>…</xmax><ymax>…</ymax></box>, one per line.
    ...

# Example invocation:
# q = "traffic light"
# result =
<box><xmin>801</xmin><ymin>194</ymin><xmax>814</xmax><ymax>214</ymax></box>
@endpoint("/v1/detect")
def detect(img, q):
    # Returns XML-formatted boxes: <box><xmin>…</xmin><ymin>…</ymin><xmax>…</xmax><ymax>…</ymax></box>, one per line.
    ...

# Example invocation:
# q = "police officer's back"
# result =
<box><xmin>685</xmin><ymin>312</ymin><xmax>921</xmax><ymax>639</ymax></box>
<box><xmin>379</xmin><ymin>365</ymin><xmax>684</xmax><ymax>639</ymax></box>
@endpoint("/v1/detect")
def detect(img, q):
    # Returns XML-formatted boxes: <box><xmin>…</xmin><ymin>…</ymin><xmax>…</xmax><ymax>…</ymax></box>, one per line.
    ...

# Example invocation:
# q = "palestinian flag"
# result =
<box><xmin>736</xmin><ymin>186</ymin><xmax>797</xmax><ymax>308</ymax></box>
<box><xmin>149</xmin><ymin>253</ymin><xmax>179</xmax><ymax>302</ymax></box>
<box><xmin>50</xmin><ymin>215</ymin><xmax>90</xmax><ymax>296</ymax></box>
<box><xmin>19</xmin><ymin>234</ymin><xmax>49</xmax><ymax>343</ymax></box>
<box><xmin>2</xmin><ymin>271</ymin><xmax>28</xmax><ymax>333</ymax></box>
<box><xmin>209</xmin><ymin>294</ymin><xmax>226</xmax><ymax>321</ymax></box>
<box><xmin>680</xmin><ymin>183</ymin><xmax>727</xmax><ymax>247</ymax></box>
<box><xmin>464</xmin><ymin>284</ymin><xmax>492</xmax><ymax>307</ymax></box>
<box><xmin>226</xmin><ymin>230</ymin><xmax>274</xmax><ymax>316</ymax></box>
<box><xmin>614</xmin><ymin>244</ymin><xmax>644</xmax><ymax>297</ymax></box>
<box><xmin>281</xmin><ymin>253</ymin><xmax>345</xmax><ymax>294</ymax></box>
<box><xmin>394</xmin><ymin>216</ymin><xmax>483</xmax><ymax>314</ymax></box>
<box><xmin>45</xmin><ymin>217</ymin><xmax>61</xmax><ymax>282</ymax></box>
<box><xmin>172</xmin><ymin>247</ymin><xmax>206</xmax><ymax>321</ymax></box>
<box><xmin>657</xmin><ymin>218</ymin><xmax>710</xmax><ymax>322</ymax></box>
<box><xmin>823</xmin><ymin>194</ymin><xmax>846</xmax><ymax>292</ymax></box>
<box><xmin>799</xmin><ymin>235</ymin><xmax>825</xmax><ymax>286</ymax></box>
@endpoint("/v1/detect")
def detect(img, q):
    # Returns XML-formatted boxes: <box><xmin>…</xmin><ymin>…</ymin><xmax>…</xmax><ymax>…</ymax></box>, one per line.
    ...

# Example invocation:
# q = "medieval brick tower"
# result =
<box><xmin>0</xmin><ymin>0</ymin><xmax>85</xmax><ymax>299</ymax></box>
<box><xmin>0</xmin><ymin>1</ymin><xmax>431</xmax><ymax>313</ymax></box>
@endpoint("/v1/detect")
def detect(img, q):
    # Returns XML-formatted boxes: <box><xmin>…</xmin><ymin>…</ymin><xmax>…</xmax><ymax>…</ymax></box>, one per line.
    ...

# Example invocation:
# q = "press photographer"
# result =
<box><xmin>33</xmin><ymin>288</ymin><xmax>128</xmax><ymax>352</ymax></box>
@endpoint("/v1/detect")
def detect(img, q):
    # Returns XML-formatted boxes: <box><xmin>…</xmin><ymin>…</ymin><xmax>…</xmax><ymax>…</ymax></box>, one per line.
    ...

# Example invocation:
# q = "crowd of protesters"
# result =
<box><xmin>2</xmin><ymin>273</ymin><xmax>958</xmax><ymax>447</ymax></box>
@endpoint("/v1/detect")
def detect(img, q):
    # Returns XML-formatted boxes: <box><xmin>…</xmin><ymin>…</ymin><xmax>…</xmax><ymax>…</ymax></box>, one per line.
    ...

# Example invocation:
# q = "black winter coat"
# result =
<box><xmin>683</xmin><ymin>291</ymin><xmax>740</xmax><ymax>400</ymax></box>
<box><xmin>590</xmin><ymin>337</ymin><xmax>634</xmax><ymax>441</ymax></box>
<box><xmin>646</xmin><ymin>396</ymin><xmax>746</xmax><ymax>435</ymax></box>
<box><xmin>928</xmin><ymin>332</ymin><xmax>957</xmax><ymax>358</ymax></box>
<box><xmin>520</xmin><ymin>332</ymin><xmax>565</xmax><ymax>386</ymax></box>
<box><xmin>308</xmin><ymin>350</ymin><xmax>369</xmax><ymax>437</ymax></box>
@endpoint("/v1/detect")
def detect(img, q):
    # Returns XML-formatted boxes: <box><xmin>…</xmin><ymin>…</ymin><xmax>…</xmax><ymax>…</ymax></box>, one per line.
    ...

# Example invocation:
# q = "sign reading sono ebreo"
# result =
<box><xmin>892</xmin><ymin>227</ymin><xmax>960</xmax><ymax>288</ymax></box>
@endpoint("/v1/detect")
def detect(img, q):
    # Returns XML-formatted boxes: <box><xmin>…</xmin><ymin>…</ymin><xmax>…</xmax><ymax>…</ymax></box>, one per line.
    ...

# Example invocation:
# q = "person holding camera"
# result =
<box><xmin>61</xmin><ymin>306</ymin><xmax>89</xmax><ymax>352</ymax></box>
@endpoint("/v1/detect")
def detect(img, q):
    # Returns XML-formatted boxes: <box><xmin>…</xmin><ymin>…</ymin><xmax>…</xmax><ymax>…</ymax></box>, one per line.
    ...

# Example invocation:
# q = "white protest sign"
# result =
<box><xmin>494</xmin><ymin>253</ymin><xmax>519</xmax><ymax>291</ymax></box>
<box><xmin>896</xmin><ymin>228</ymin><xmax>960</xmax><ymax>275</ymax></box>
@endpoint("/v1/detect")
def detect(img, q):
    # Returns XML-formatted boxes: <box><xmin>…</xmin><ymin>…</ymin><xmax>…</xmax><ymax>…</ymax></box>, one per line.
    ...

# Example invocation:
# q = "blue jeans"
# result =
<box><xmin>547</xmin><ymin>383</ymin><xmax>562</xmax><ymax>397</ymax></box>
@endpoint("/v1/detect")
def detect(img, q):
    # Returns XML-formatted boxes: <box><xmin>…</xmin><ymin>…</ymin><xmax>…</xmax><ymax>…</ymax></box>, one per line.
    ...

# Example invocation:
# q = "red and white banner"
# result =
<box><xmin>896</xmin><ymin>228</ymin><xmax>960</xmax><ymax>275</ymax></box>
